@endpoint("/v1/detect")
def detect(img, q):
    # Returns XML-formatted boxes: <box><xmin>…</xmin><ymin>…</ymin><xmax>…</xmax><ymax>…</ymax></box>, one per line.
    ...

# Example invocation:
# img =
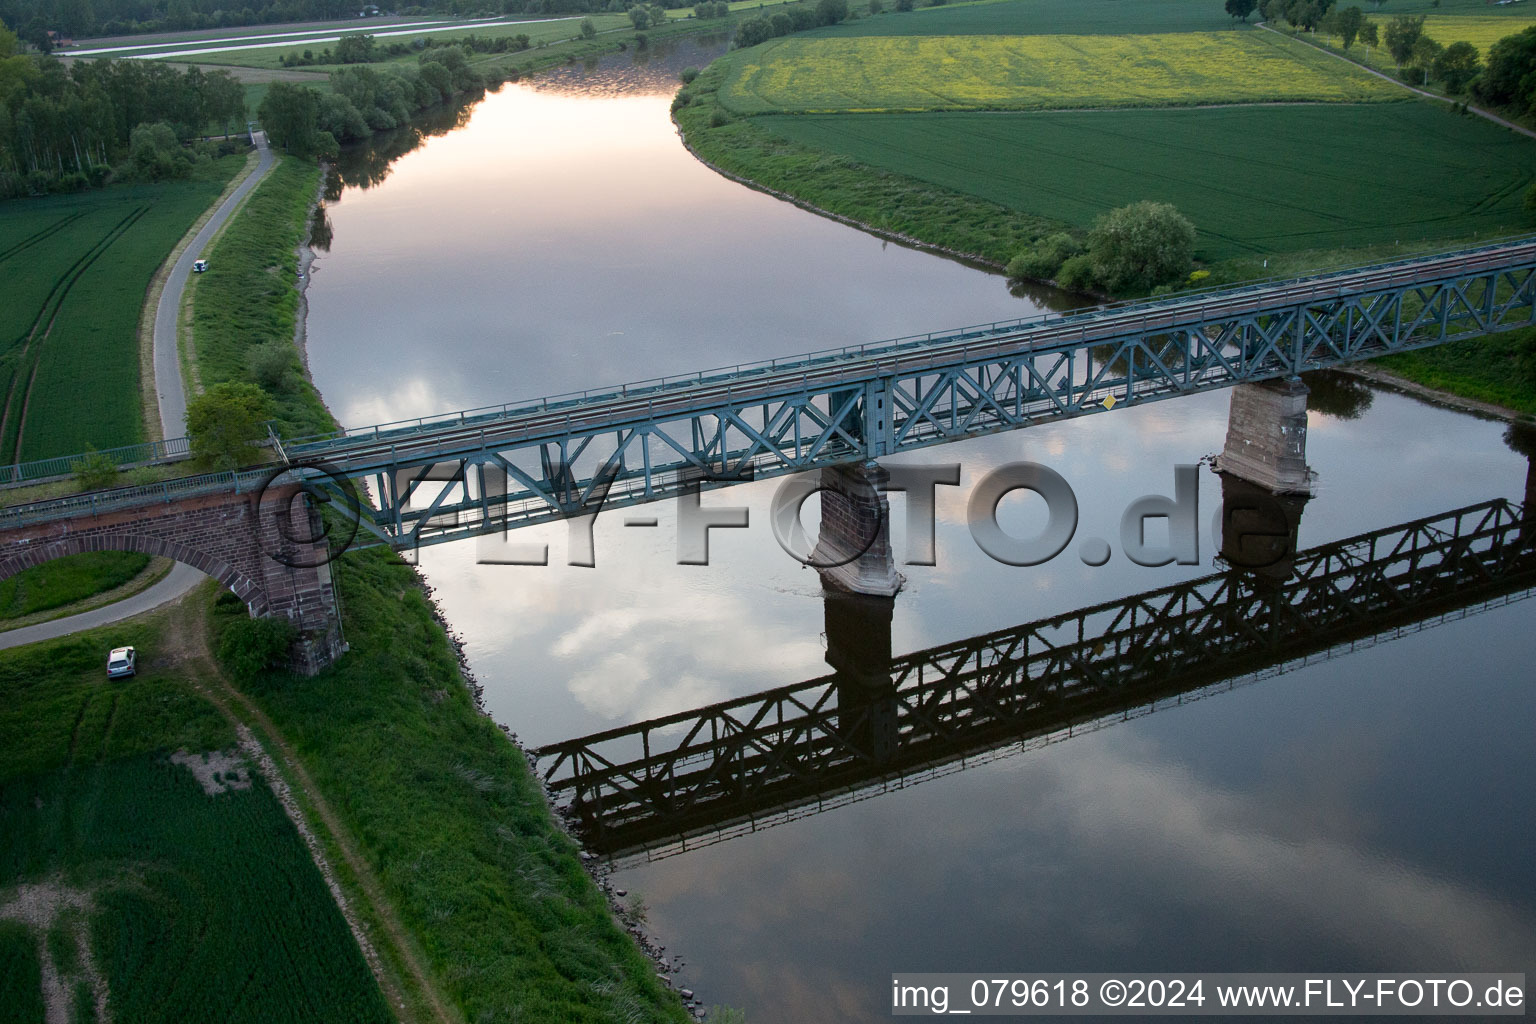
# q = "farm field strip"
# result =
<box><xmin>1415</xmin><ymin>13</ymin><xmax>1536</xmax><ymax>51</ymax></box>
<box><xmin>809</xmin><ymin>0</ymin><xmax>1241</xmax><ymax>38</ymax></box>
<box><xmin>0</xmin><ymin>167</ymin><xmax>242</xmax><ymax>462</ymax></box>
<box><xmin>756</xmin><ymin>103</ymin><xmax>1536</xmax><ymax>259</ymax></box>
<box><xmin>0</xmin><ymin>205</ymin><xmax>146</xmax><ymax>463</ymax></box>
<box><xmin>719</xmin><ymin>31</ymin><xmax>1403</xmax><ymax>114</ymax></box>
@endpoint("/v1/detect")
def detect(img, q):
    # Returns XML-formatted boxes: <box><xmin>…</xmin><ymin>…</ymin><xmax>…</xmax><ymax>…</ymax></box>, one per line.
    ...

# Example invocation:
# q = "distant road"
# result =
<box><xmin>1</xmin><ymin>137</ymin><xmax>280</xmax><ymax>650</ymax></box>
<box><xmin>69</xmin><ymin>16</ymin><xmax>577</xmax><ymax>60</ymax></box>
<box><xmin>154</xmin><ymin>130</ymin><xmax>274</xmax><ymax>440</ymax></box>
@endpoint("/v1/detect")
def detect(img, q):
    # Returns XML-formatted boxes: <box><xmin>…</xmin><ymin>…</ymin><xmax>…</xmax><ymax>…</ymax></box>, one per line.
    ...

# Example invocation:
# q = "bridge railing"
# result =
<box><xmin>0</xmin><ymin>436</ymin><xmax>193</xmax><ymax>488</ymax></box>
<box><xmin>280</xmin><ymin>234</ymin><xmax>1536</xmax><ymax>456</ymax></box>
<box><xmin>0</xmin><ymin>464</ymin><xmax>277</xmax><ymax>528</ymax></box>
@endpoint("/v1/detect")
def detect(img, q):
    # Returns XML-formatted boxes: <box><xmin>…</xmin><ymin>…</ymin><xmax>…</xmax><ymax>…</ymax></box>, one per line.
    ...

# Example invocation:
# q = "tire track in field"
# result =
<box><xmin>0</xmin><ymin>211</ymin><xmax>86</xmax><ymax>265</ymax></box>
<box><xmin>0</xmin><ymin>206</ymin><xmax>147</xmax><ymax>462</ymax></box>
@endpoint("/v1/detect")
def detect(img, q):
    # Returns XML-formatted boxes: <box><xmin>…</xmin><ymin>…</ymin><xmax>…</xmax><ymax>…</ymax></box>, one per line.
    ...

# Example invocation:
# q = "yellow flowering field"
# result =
<box><xmin>718</xmin><ymin>31</ymin><xmax>1404</xmax><ymax>114</ymax></box>
<box><xmin>1419</xmin><ymin>14</ymin><xmax>1536</xmax><ymax>52</ymax></box>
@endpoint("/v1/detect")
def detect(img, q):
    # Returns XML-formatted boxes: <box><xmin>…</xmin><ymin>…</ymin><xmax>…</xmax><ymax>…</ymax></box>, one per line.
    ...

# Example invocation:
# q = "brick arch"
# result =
<box><xmin>0</xmin><ymin>532</ymin><xmax>270</xmax><ymax>615</ymax></box>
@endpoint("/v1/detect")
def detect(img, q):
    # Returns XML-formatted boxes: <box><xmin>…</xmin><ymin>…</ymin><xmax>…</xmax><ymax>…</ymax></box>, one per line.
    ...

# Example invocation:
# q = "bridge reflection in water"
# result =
<box><xmin>535</xmin><ymin>482</ymin><xmax>1536</xmax><ymax>866</ymax></box>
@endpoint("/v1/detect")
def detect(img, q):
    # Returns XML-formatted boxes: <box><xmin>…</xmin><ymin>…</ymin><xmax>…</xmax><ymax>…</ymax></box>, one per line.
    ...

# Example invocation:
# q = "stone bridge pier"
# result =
<box><xmin>1216</xmin><ymin>376</ymin><xmax>1314</xmax><ymax>495</ymax></box>
<box><xmin>1218</xmin><ymin>472</ymin><xmax>1311</xmax><ymax>583</ymax></box>
<box><xmin>0</xmin><ymin>485</ymin><xmax>344</xmax><ymax>675</ymax></box>
<box><xmin>824</xmin><ymin>589</ymin><xmax>898</xmax><ymax>765</ymax></box>
<box><xmin>811</xmin><ymin>461</ymin><xmax>903</xmax><ymax>598</ymax></box>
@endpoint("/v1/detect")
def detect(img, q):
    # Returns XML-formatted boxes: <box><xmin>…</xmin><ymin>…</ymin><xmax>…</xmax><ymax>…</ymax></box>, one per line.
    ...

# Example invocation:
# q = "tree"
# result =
<box><xmin>334</xmin><ymin>33</ymin><xmax>377</xmax><ymax>64</ymax></box>
<box><xmin>1474</xmin><ymin>25</ymin><xmax>1536</xmax><ymax>112</ymax></box>
<box><xmin>1408</xmin><ymin>35</ymin><xmax>1443</xmax><ymax>83</ymax></box>
<box><xmin>258</xmin><ymin>80</ymin><xmax>320</xmax><ymax>156</ymax></box>
<box><xmin>1433</xmin><ymin>40</ymin><xmax>1480</xmax><ymax>94</ymax></box>
<box><xmin>816</xmin><ymin>0</ymin><xmax>849</xmax><ymax>23</ymax></box>
<box><xmin>1334</xmin><ymin>5</ymin><xmax>1363</xmax><ymax>48</ymax></box>
<box><xmin>1225</xmin><ymin>0</ymin><xmax>1257</xmax><ymax>22</ymax></box>
<box><xmin>186</xmin><ymin>381</ymin><xmax>274</xmax><ymax>470</ymax></box>
<box><xmin>1358</xmin><ymin>19</ymin><xmax>1378</xmax><ymax>49</ymax></box>
<box><xmin>1086</xmin><ymin>201</ymin><xmax>1197</xmax><ymax>293</ymax></box>
<box><xmin>1384</xmin><ymin>13</ymin><xmax>1425</xmax><ymax>66</ymax></box>
<box><xmin>734</xmin><ymin>14</ymin><xmax>773</xmax><ymax>46</ymax></box>
<box><xmin>129</xmin><ymin>120</ymin><xmax>191</xmax><ymax>179</ymax></box>
<box><xmin>628</xmin><ymin>5</ymin><xmax>649</xmax><ymax>28</ymax></box>
<box><xmin>579</xmin><ymin>16</ymin><xmax>595</xmax><ymax>37</ymax></box>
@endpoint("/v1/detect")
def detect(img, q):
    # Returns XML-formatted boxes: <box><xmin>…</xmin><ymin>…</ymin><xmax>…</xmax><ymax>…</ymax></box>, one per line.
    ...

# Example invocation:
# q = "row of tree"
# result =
<box><xmin>1227</xmin><ymin>0</ymin><xmax>1536</xmax><ymax>104</ymax></box>
<box><xmin>1</xmin><ymin>22</ymin><xmax>245</xmax><ymax>195</ymax></box>
<box><xmin>734</xmin><ymin>0</ymin><xmax>846</xmax><ymax>48</ymax></box>
<box><xmin>257</xmin><ymin>44</ymin><xmax>483</xmax><ymax>157</ymax></box>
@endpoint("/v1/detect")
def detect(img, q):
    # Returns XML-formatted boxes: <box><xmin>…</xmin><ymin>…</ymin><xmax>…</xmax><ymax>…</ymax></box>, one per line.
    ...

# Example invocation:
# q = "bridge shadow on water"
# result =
<box><xmin>534</xmin><ymin>473</ymin><xmax>1536</xmax><ymax>867</ymax></box>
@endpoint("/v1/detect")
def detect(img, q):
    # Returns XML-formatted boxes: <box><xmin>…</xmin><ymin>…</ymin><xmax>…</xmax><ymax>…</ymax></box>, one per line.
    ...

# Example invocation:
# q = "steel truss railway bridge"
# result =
<box><xmin>2</xmin><ymin>238</ymin><xmax>1535</xmax><ymax>669</ymax></box>
<box><xmin>534</xmin><ymin>495</ymin><xmax>1536</xmax><ymax>865</ymax></box>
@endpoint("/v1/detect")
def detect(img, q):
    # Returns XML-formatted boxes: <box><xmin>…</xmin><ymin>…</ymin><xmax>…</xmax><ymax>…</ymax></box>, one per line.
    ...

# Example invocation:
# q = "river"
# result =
<box><xmin>305</xmin><ymin>37</ymin><xmax>1536</xmax><ymax>1022</ymax></box>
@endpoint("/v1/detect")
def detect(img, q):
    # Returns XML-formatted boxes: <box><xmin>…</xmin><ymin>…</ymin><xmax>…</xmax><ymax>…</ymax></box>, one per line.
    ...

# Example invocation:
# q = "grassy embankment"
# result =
<box><xmin>0</xmin><ymin>608</ymin><xmax>392</xmax><ymax>1024</ymax></box>
<box><xmin>0</xmin><ymin>157</ymin><xmax>246</xmax><ymax>624</ymax></box>
<box><xmin>675</xmin><ymin>0</ymin><xmax>1536</xmax><ymax>411</ymax></box>
<box><xmin>186</xmin><ymin>154</ymin><xmax>694</xmax><ymax>1022</ymax></box>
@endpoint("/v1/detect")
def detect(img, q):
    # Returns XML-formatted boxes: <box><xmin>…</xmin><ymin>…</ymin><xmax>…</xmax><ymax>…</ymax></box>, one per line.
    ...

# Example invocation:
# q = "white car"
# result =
<box><xmin>193</xmin><ymin>259</ymin><xmax>208</xmax><ymax>273</ymax></box>
<box><xmin>107</xmin><ymin>646</ymin><xmax>136</xmax><ymax>679</ymax></box>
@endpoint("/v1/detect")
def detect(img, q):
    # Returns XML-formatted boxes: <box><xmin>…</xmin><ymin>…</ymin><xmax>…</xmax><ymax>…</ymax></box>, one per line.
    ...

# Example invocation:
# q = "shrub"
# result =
<box><xmin>1526</xmin><ymin>182</ymin><xmax>1536</xmax><ymax>217</ymax></box>
<box><xmin>1086</xmin><ymin>200</ymin><xmax>1196</xmax><ymax>293</ymax></box>
<box><xmin>1006</xmin><ymin>232</ymin><xmax>1083</xmax><ymax>281</ymax></box>
<box><xmin>580</xmin><ymin>16</ymin><xmax>596</xmax><ymax>37</ymax></box>
<box><xmin>868</xmin><ymin>0</ymin><xmax>883</xmax><ymax>11</ymax></box>
<box><xmin>709</xmin><ymin>107</ymin><xmax>730</xmax><ymax>127</ymax></box>
<box><xmin>1056</xmin><ymin>253</ymin><xmax>1099</xmax><ymax>292</ymax></box>
<box><xmin>71</xmin><ymin>446</ymin><xmax>118</xmax><ymax>491</ymax></box>
<box><xmin>896</xmin><ymin>0</ymin><xmax>914</xmax><ymax>11</ymax></box>
<box><xmin>671</xmin><ymin>90</ymin><xmax>693</xmax><ymax>112</ymax></box>
<box><xmin>218</xmin><ymin>617</ymin><xmax>296</xmax><ymax>680</ymax></box>
<box><xmin>247</xmin><ymin>339</ymin><xmax>298</xmax><ymax>390</ymax></box>
<box><xmin>680</xmin><ymin>66</ymin><xmax>699</xmax><ymax>84</ymax></box>
<box><xmin>815</xmin><ymin>0</ymin><xmax>848</xmax><ymax>24</ymax></box>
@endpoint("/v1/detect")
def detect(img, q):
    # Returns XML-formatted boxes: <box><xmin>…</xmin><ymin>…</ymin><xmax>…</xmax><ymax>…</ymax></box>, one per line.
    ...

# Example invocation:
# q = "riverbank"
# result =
<box><xmin>185</xmin><ymin>138</ymin><xmax>694</xmax><ymax>1022</ymax></box>
<box><xmin>672</xmin><ymin>26</ymin><xmax>1536</xmax><ymax>417</ymax></box>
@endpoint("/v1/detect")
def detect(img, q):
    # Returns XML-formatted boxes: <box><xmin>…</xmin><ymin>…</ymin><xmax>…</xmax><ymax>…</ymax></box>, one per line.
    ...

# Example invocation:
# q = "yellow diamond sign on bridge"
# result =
<box><xmin>1103</xmin><ymin>394</ymin><xmax>1119</xmax><ymax>410</ymax></box>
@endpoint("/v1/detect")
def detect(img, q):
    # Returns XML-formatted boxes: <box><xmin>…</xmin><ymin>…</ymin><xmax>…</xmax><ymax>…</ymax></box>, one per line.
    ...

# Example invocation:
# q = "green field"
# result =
<box><xmin>719</xmin><ymin>30</ymin><xmax>1399</xmax><ymax>113</ymax></box>
<box><xmin>810</xmin><ymin>0</ymin><xmax>1238</xmax><ymax>37</ymax></box>
<box><xmin>809</xmin><ymin>0</ymin><xmax>1533</xmax><ymax>37</ymax></box>
<box><xmin>0</xmin><ymin>620</ymin><xmax>390</xmax><ymax>1024</ymax></box>
<box><xmin>755</xmin><ymin>102</ymin><xmax>1536</xmax><ymax>259</ymax></box>
<box><xmin>0</xmin><ymin>163</ymin><xmax>243</xmax><ymax>462</ymax></box>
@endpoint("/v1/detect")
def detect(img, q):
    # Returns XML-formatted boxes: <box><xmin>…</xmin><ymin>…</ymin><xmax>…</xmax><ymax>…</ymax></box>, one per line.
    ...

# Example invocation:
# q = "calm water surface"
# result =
<box><xmin>305</xmin><ymin>40</ymin><xmax>1536</xmax><ymax>1021</ymax></box>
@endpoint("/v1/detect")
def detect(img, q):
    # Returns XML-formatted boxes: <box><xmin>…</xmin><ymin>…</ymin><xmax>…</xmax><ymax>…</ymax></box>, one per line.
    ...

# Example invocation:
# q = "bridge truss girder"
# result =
<box><xmin>300</xmin><ymin>260</ymin><xmax>1536</xmax><ymax>554</ymax></box>
<box><xmin>533</xmin><ymin>499</ymin><xmax>1535</xmax><ymax>861</ymax></box>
